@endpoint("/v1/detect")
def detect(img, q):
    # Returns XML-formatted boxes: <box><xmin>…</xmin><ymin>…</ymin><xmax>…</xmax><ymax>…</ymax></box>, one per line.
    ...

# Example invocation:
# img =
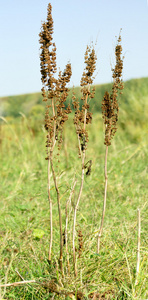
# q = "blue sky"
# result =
<box><xmin>0</xmin><ymin>0</ymin><xmax>148</xmax><ymax>97</ymax></box>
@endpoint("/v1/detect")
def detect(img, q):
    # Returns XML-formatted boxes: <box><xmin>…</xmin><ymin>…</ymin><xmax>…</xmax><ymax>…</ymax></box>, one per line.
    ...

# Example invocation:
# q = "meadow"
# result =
<box><xmin>0</xmin><ymin>78</ymin><xmax>148</xmax><ymax>299</ymax></box>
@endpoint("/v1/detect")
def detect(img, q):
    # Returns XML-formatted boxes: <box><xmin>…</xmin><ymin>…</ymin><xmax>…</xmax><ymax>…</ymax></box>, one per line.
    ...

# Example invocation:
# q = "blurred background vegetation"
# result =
<box><xmin>1</xmin><ymin>77</ymin><xmax>147</xmax><ymax>146</ymax></box>
<box><xmin>1</xmin><ymin>77</ymin><xmax>148</xmax><ymax>123</ymax></box>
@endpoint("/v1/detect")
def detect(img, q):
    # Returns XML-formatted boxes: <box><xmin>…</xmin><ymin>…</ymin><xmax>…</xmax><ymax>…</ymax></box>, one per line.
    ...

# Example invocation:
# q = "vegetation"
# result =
<box><xmin>0</xmin><ymin>106</ymin><xmax>147</xmax><ymax>299</ymax></box>
<box><xmin>0</xmin><ymin>3</ymin><xmax>148</xmax><ymax>300</ymax></box>
<box><xmin>1</xmin><ymin>77</ymin><xmax>148</xmax><ymax>122</ymax></box>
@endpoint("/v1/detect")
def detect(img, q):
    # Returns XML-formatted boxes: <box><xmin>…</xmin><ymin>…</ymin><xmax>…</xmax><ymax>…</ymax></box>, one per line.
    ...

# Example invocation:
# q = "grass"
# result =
<box><xmin>1</xmin><ymin>77</ymin><xmax>148</xmax><ymax>119</ymax></box>
<box><xmin>0</xmin><ymin>92</ymin><xmax>148</xmax><ymax>299</ymax></box>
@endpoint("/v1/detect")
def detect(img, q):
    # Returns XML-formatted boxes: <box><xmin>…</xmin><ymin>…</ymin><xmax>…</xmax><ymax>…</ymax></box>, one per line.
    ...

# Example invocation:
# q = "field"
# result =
<box><xmin>0</xmin><ymin>78</ymin><xmax>148</xmax><ymax>299</ymax></box>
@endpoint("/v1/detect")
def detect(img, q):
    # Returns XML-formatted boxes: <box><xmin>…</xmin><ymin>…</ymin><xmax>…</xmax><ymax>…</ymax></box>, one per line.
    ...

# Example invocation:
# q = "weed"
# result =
<box><xmin>0</xmin><ymin>3</ymin><xmax>147</xmax><ymax>300</ymax></box>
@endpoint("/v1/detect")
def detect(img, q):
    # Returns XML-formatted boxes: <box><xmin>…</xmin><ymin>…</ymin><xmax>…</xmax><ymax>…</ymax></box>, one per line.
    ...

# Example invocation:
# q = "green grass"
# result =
<box><xmin>0</xmin><ymin>80</ymin><xmax>148</xmax><ymax>299</ymax></box>
<box><xmin>1</xmin><ymin>77</ymin><xmax>148</xmax><ymax>120</ymax></box>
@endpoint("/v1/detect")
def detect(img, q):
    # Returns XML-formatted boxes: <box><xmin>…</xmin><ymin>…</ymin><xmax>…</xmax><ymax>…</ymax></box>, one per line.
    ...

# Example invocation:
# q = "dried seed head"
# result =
<box><xmin>39</xmin><ymin>3</ymin><xmax>72</xmax><ymax>158</ymax></box>
<box><xmin>102</xmin><ymin>32</ymin><xmax>124</xmax><ymax>146</ymax></box>
<box><xmin>80</xmin><ymin>46</ymin><xmax>97</xmax><ymax>87</ymax></box>
<box><xmin>39</xmin><ymin>4</ymin><xmax>57</xmax><ymax>92</ymax></box>
<box><xmin>73</xmin><ymin>45</ymin><xmax>97</xmax><ymax>154</ymax></box>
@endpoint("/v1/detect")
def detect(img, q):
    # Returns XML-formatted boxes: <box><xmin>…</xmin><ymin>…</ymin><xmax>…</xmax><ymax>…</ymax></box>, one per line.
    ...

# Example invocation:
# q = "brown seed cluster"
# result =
<box><xmin>39</xmin><ymin>4</ymin><xmax>57</xmax><ymax>92</ymax></box>
<box><xmin>39</xmin><ymin>4</ymin><xmax>72</xmax><ymax>157</ymax></box>
<box><xmin>73</xmin><ymin>45</ymin><xmax>97</xmax><ymax>153</ymax></box>
<box><xmin>102</xmin><ymin>33</ymin><xmax>124</xmax><ymax>146</ymax></box>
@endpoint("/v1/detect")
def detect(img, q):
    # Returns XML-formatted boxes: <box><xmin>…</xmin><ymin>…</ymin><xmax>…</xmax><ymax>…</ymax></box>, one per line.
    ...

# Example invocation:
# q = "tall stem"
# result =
<box><xmin>48</xmin><ymin>98</ymin><xmax>56</xmax><ymax>261</ymax></box>
<box><xmin>73</xmin><ymin>151</ymin><xmax>85</xmax><ymax>277</ymax></box>
<box><xmin>83</xmin><ymin>92</ymin><xmax>89</xmax><ymax>131</ymax></box>
<box><xmin>97</xmin><ymin>145</ymin><xmax>108</xmax><ymax>253</ymax></box>
<box><xmin>48</xmin><ymin>157</ymin><xmax>52</xmax><ymax>261</ymax></box>
<box><xmin>50</xmin><ymin>153</ymin><xmax>63</xmax><ymax>274</ymax></box>
<box><xmin>73</xmin><ymin>90</ymin><xmax>88</xmax><ymax>276</ymax></box>
<box><xmin>51</xmin><ymin>98</ymin><xmax>56</xmax><ymax>151</ymax></box>
<box><xmin>65</xmin><ymin>179</ymin><xmax>77</xmax><ymax>275</ymax></box>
